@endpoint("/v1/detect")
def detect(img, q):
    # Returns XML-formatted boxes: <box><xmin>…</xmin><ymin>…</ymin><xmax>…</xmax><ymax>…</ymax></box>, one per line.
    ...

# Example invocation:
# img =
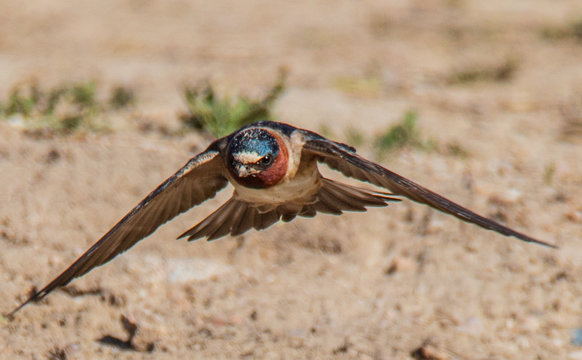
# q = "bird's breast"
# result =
<box><xmin>232</xmin><ymin>158</ymin><xmax>320</xmax><ymax>205</ymax></box>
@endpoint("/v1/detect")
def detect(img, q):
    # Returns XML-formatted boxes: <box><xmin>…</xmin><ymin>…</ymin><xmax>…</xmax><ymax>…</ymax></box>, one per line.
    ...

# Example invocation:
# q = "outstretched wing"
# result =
<box><xmin>8</xmin><ymin>139</ymin><xmax>230</xmax><ymax>317</ymax></box>
<box><xmin>301</xmin><ymin>131</ymin><xmax>556</xmax><ymax>248</ymax></box>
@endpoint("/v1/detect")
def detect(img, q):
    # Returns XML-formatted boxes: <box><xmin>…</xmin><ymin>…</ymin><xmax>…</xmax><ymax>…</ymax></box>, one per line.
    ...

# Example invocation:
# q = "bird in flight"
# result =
<box><xmin>7</xmin><ymin>121</ymin><xmax>555</xmax><ymax>317</ymax></box>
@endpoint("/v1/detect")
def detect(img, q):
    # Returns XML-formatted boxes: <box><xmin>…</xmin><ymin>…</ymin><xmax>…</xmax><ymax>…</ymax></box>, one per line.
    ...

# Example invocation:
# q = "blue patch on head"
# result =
<box><xmin>229</xmin><ymin>128</ymin><xmax>279</xmax><ymax>160</ymax></box>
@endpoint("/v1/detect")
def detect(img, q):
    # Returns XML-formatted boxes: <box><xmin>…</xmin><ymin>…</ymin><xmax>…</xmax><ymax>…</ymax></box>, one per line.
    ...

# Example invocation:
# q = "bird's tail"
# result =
<box><xmin>178</xmin><ymin>178</ymin><xmax>400</xmax><ymax>242</ymax></box>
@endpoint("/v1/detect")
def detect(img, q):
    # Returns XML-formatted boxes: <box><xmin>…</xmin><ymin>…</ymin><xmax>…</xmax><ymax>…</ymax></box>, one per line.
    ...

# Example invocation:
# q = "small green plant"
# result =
<box><xmin>560</xmin><ymin>99</ymin><xmax>582</xmax><ymax>142</ymax></box>
<box><xmin>368</xmin><ymin>13</ymin><xmax>393</xmax><ymax>38</ymax></box>
<box><xmin>180</xmin><ymin>71</ymin><xmax>286</xmax><ymax>137</ymax></box>
<box><xmin>331</xmin><ymin>76</ymin><xmax>382</xmax><ymax>98</ymax></box>
<box><xmin>317</xmin><ymin>124</ymin><xmax>334</xmax><ymax>139</ymax></box>
<box><xmin>444</xmin><ymin>141</ymin><xmax>470</xmax><ymax>158</ymax></box>
<box><xmin>375</xmin><ymin>110</ymin><xmax>423</xmax><ymax>153</ymax></box>
<box><xmin>70</xmin><ymin>81</ymin><xmax>97</xmax><ymax>109</ymax></box>
<box><xmin>543</xmin><ymin>162</ymin><xmax>556</xmax><ymax>185</ymax></box>
<box><xmin>2</xmin><ymin>82</ymin><xmax>64</xmax><ymax>118</ymax></box>
<box><xmin>0</xmin><ymin>80</ymin><xmax>135</xmax><ymax>137</ymax></box>
<box><xmin>109</xmin><ymin>85</ymin><xmax>136</xmax><ymax>110</ymax></box>
<box><xmin>344</xmin><ymin>126</ymin><xmax>365</xmax><ymax>147</ymax></box>
<box><xmin>372</xmin><ymin>112</ymin><xmax>471</xmax><ymax>158</ymax></box>
<box><xmin>540</xmin><ymin>18</ymin><xmax>582</xmax><ymax>41</ymax></box>
<box><xmin>447</xmin><ymin>58</ymin><xmax>519</xmax><ymax>85</ymax></box>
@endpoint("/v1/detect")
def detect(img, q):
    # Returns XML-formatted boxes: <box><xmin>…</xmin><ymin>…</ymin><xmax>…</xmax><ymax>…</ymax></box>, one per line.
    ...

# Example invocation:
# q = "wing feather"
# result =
<box><xmin>8</xmin><ymin>140</ymin><xmax>229</xmax><ymax>317</ymax></box>
<box><xmin>301</xmin><ymin>133</ymin><xmax>556</xmax><ymax>248</ymax></box>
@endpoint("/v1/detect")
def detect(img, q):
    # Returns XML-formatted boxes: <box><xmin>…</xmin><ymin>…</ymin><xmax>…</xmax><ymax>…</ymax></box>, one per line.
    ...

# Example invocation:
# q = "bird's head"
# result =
<box><xmin>226</xmin><ymin>127</ymin><xmax>289</xmax><ymax>189</ymax></box>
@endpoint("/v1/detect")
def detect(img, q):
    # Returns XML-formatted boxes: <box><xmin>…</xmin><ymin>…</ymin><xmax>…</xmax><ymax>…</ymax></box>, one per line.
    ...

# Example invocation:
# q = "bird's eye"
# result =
<box><xmin>257</xmin><ymin>155</ymin><xmax>273</xmax><ymax>166</ymax></box>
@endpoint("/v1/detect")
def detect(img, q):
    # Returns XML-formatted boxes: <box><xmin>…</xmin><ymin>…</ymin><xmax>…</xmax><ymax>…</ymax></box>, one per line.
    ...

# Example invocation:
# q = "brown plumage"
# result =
<box><xmin>6</xmin><ymin>121</ymin><xmax>555</xmax><ymax>318</ymax></box>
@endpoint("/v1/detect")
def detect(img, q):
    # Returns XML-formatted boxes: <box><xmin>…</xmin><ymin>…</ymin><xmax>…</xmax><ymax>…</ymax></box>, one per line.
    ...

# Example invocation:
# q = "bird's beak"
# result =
<box><xmin>235</xmin><ymin>164</ymin><xmax>259</xmax><ymax>178</ymax></box>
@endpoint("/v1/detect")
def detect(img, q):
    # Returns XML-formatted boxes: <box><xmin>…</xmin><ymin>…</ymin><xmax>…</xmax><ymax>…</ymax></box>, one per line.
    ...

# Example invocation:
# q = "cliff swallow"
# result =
<box><xmin>7</xmin><ymin>121</ymin><xmax>555</xmax><ymax>317</ymax></box>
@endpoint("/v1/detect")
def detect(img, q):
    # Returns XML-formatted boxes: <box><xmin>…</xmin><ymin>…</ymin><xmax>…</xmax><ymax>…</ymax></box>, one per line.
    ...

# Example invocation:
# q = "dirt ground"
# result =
<box><xmin>1</xmin><ymin>0</ymin><xmax>582</xmax><ymax>359</ymax></box>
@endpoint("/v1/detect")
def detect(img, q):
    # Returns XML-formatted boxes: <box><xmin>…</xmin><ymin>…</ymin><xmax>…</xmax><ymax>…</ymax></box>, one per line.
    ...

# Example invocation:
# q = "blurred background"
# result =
<box><xmin>1</xmin><ymin>0</ymin><xmax>582</xmax><ymax>358</ymax></box>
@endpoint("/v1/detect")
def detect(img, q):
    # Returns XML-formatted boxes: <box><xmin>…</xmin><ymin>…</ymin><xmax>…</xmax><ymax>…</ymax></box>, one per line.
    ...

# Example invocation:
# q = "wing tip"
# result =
<box><xmin>527</xmin><ymin>238</ymin><xmax>558</xmax><ymax>249</ymax></box>
<box><xmin>502</xmin><ymin>227</ymin><xmax>557</xmax><ymax>249</ymax></box>
<box><xmin>4</xmin><ymin>289</ymin><xmax>44</xmax><ymax>319</ymax></box>
<box><xmin>503</xmin><ymin>226</ymin><xmax>558</xmax><ymax>249</ymax></box>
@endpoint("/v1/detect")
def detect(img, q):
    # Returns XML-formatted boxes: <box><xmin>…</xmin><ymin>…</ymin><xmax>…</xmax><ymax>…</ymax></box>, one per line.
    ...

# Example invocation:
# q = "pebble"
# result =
<box><xmin>521</xmin><ymin>316</ymin><xmax>540</xmax><ymax>332</ymax></box>
<box><xmin>566</xmin><ymin>209</ymin><xmax>582</xmax><ymax>223</ymax></box>
<box><xmin>166</xmin><ymin>257</ymin><xmax>233</xmax><ymax>283</ymax></box>
<box><xmin>456</xmin><ymin>316</ymin><xmax>483</xmax><ymax>335</ymax></box>
<box><xmin>572</xmin><ymin>328</ymin><xmax>582</xmax><ymax>346</ymax></box>
<box><xmin>385</xmin><ymin>257</ymin><xmax>415</xmax><ymax>275</ymax></box>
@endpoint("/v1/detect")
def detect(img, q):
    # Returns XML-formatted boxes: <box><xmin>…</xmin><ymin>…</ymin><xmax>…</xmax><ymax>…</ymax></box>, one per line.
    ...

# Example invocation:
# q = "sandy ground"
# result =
<box><xmin>1</xmin><ymin>0</ymin><xmax>582</xmax><ymax>359</ymax></box>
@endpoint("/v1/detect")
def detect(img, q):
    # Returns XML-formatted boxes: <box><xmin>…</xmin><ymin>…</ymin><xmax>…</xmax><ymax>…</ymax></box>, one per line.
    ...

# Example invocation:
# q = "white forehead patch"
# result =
<box><xmin>233</xmin><ymin>151</ymin><xmax>263</xmax><ymax>164</ymax></box>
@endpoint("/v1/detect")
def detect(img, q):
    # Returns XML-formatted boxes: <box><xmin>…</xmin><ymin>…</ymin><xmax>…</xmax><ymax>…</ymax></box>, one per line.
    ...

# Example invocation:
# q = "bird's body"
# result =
<box><xmin>229</xmin><ymin>127</ymin><xmax>314</xmax><ymax>203</ymax></box>
<box><xmin>6</xmin><ymin>121</ymin><xmax>555</xmax><ymax>317</ymax></box>
<box><xmin>231</xmin><ymin>159</ymin><xmax>319</xmax><ymax>206</ymax></box>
